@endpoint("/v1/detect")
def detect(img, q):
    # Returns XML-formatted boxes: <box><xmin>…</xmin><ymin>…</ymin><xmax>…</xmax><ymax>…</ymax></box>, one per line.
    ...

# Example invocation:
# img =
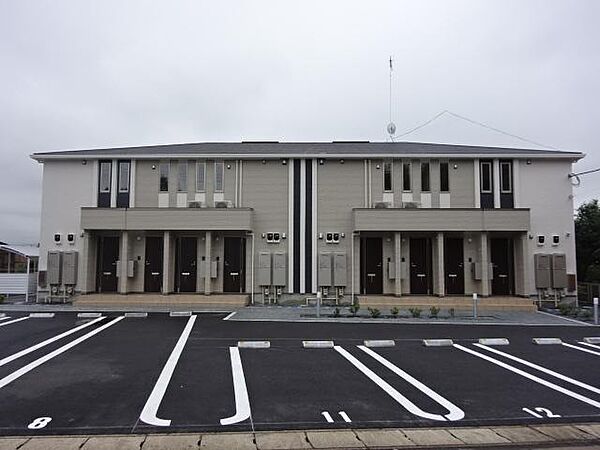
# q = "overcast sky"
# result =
<box><xmin>1</xmin><ymin>0</ymin><xmax>598</xmax><ymax>244</ymax></box>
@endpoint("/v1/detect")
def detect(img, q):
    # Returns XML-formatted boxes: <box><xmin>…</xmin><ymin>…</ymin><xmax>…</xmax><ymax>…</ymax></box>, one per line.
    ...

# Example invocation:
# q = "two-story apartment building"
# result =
<box><xmin>31</xmin><ymin>141</ymin><xmax>583</xmax><ymax>304</ymax></box>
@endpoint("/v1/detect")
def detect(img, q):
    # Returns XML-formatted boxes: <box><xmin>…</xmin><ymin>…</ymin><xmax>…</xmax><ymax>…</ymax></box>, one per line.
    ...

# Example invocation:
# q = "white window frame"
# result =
<box><xmin>99</xmin><ymin>161</ymin><xmax>111</xmax><ymax>193</ymax></box>
<box><xmin>118</xmin><ymin>161</ymin><xmax>130</xmax><ymax>193</ymax></box>
<box><xmin>480</xmin><ymin>161</ymin><xmax>493</xmax><ymax>194</ymax></box>
<box><xmin>383</xmin><ymin>161</ymin><xmax>393</xmax><ymax>192</ymax></box>
<box><xmin>214</xmin><ymin>160</ymin><xmax>224</xmax><ymax>193</ymax></box>
<box><xmin>500</xmin><ymin>161</ymin><xmax>512</xmax><ymax>193</ymax></box>
<box><xmin>196</xmin><ymin>161</ymin><xmax>206</xmax><ymax>192</ymax></box>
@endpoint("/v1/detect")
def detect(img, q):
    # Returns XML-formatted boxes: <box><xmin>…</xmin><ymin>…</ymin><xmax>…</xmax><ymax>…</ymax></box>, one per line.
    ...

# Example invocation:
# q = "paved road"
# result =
<box><xmin>0</xmin><ymin>312</ymin><xmax>598</xmax><ymax>436</ymax></box>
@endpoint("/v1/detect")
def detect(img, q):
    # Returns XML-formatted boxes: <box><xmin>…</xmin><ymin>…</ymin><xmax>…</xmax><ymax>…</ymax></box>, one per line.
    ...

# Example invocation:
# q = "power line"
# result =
<box><xmin>570</xmin><ymin>167</ymin><xmax>600</xmax><ymax>177</ymax></box>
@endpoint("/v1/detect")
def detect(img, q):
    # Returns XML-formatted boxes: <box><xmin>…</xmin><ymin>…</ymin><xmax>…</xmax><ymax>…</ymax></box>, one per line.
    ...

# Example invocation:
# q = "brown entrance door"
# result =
<box><xmin>444</xmin><ymin>238</ymin><xmax>465</xmax><ymax>295</ymax></box>
<box><xmin>96</xmin><ymin>236</ymin><xmax>119</xmax><ymax>293</ymax></box>
<box><xmin>224</xmin><ymin>237</ymin><xmax>246</xmax><ymax>293</ymax></box>
<box><xmin>144</xmin><ymin>236</ymin><xmax>163</xmax><ymax>292</ymax></box>
<box><xmin>175</xmin><ymin>237</ymin><xmax>197</xmax><ymax>293</ymax></box>
<box><xmin>361</xmin><ymin>237</ymin><xmax>383</xmax><ymax>294</ymax></box>
<box><xmin>410</xmin><ymin>238</ymin><xmax>432</xmax><ymax>294</ymax></box>
<box><xmin>491</xmin><ymin>238</ymin><xmax>514</xmax><ymax>295</ymax></box>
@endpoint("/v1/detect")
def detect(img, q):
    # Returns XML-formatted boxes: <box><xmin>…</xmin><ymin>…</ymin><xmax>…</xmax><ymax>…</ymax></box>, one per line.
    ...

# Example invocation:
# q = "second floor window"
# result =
<box><xmin>480</xmin><ymin>161</ymin><xmax>492</xmax><ymax>193</ymax></box>
<box><xmin>421</xmin><ymin>162</ymin><xmax>430</xmax><ymax>192</ymax></box>
<box><xmin>402</xmin><ymin>162</ymin><xmax>411</xmax><ymax>191</ymax></box>
<box><xmin>214</xmin><ymin>161</ymin><xmax>224</xmax><ymax>192</ymax></box>
<box><xmin>383</xmin><ymin>161</ymin><xmax>392</xmax><ymax>192</ymax></box>
<box><xmin>177</xmin><ymin>161</ymin><xmax>187</xmax><ymax>192</ymax></box>
<box><xmin>159</xmin><ymin>163</ymin><xmax>169</xmax><ymax>192</ymax></box>
<box><xmin>440</xmin><ymin>162</ymin><xmax>449</xmax><ymax>192</ymax></box>
<box><xmin>500</xmin><ymin>161</ymin><xmax>512</xmax><ymax>193</ymax></box>
<box><xmin>99</xmin><ymin>161</ymin><xmax>111</xmax><ymax>193</ymax></box>
<box><xmin>196</xmin><ymin>161</ymin><xmax>205</xmax><ymax>192</ymax></box>
<box><xmin>118</xmin><ymin>161</ymin><xmax>130</xmax><ymax>193</ymax></box>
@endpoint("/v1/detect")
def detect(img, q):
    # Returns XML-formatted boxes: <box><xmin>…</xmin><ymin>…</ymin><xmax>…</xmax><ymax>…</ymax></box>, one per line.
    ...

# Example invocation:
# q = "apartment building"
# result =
<box><xmin>31</xmin><ymin>142</ymin><xmax>583</xmax><ymax>303</ymax></box>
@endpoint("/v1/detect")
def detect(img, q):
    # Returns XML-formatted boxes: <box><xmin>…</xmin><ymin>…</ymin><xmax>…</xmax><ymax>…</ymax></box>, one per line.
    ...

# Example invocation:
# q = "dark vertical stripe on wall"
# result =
<box><xmin>293</xmin><ymin>160</ymin><xmax>301</xmax><ymax>292</ymax></box>
<box><xmin>305</xmin><ymin>160</ymin><xmax>312</xmax><ymax>293</ymax></box>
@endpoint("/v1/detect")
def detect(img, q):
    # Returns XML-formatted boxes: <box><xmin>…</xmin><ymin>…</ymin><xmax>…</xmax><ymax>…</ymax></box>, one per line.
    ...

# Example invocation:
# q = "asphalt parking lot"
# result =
<box><xmin>0</xmin><ymin>312</ymin><xmax>598</xmax><ymax>436</ymax></box>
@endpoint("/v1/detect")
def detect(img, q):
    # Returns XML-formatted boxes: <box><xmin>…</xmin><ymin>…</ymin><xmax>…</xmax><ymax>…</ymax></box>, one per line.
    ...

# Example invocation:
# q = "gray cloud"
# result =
<box><xmin>1</xmin><ymin>0</ymin><xmax>598</xmax><ymax>243</ymax></box>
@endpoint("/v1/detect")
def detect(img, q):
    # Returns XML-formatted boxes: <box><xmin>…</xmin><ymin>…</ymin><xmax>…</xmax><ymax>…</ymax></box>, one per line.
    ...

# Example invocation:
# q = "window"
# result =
<box><xmin>402</xmin><ymin>162</ymin><xmax>411</xmax><ymax>191</ymax></box>
<box><xmin>500</xmin><ymin>161</ymin><xmax>512</xmax><ymax>193</ymax></box>
<box><xmin>177</xmin><ymin>161</ymin><xmax>187</xmax><ymax>192</ymax></box>
<box><xmin>196</xmin><ymin>161</ymin><xmax>205</xmax><ymax>192</ymax></box>
<box><xmin>118</xmin><ymin>161</ymin><xmax>130</xmax><ymax>193</ymax></box>
<box><xmin>214</xmin><ymin>161</ymin><xmax>224</xmax><ymax>192</ymax></box>
<box><xmin>421</xmin><ymin>162</ymin><xmax>430</xmax><ymax>192</ymax></box>
<box><xmin>159</xmin><ymin>163</ymin><xmax>169</xmax><ymax>192</ymax></box>
<box><xmin>0</xmin><ymin>250</ymin><xmax>8</xmax><ymax>273</ymax></box>
<box><xmin>9</xmin><ymin>253</ymin><xmax>27</xmax><ymax>273</ymax></box>
<box><xmin>383</xmin><ymin>162</ymin><xmax>393</xmax><ymax>192</ymax></box>
<box><xmin>99</xmin><ymin>162</ymin><xmax>111</xmax><ymax>193</ymax></box>
<box><xmin>440</xmin><ymin>162</ymin><xmax>449</xmax><ymax>192</ymax></box>
<box><xmin>480</xmin><ymin>161</ymin><xmax>492</xmax><ymax>193</ymax></box>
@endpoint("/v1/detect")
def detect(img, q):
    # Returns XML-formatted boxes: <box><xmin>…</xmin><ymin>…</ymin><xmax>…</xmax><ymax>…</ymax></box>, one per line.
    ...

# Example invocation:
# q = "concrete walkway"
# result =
<box><xmin>1</xmin><ymin>423</ymin><xmax>599</xmax><ymax>449</ymax></box>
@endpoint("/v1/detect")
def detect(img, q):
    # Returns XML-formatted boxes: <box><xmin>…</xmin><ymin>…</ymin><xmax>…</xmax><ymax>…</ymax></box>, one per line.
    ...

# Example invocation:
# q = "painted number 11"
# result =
<box><xmin>523</xmin><ymin>407</ymin><xmax>561</xmax><ymax>418</ymax></box>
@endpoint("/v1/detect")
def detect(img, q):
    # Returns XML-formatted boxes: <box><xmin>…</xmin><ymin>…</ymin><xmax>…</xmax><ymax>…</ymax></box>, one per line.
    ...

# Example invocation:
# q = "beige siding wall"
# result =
<box><xmin>135</xmin><ymin>160</ymin><xmax>159</xmax><ymax>207</ymax></box>
<box><xmin>449</xmin><ymin>159</ymin><xmax>475</xmax><ymax>207</ymax></box>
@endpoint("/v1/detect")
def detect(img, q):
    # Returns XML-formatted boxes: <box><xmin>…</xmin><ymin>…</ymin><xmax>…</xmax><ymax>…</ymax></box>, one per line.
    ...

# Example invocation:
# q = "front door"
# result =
<box><xmin>444</xmin><ymin>238</ymin><xmax>465</xmax><ymax>295</ymax></box>
<box><xmin>96</xmin><ymin>236</ymin><xmax>119</xmax><ymax>293</ymax></box>
<box><xmin>224</xmin><ymin>237</ymin><xmax>246</xmax><ymax>293</ymax></box>
<box><xmin>410</xmin><ymin>238</ymin><xmax>432</xmax><ymax>294</ymax></box>
<box><xmin>144</xmin><ymin>236</ymin><xmax>163</xmax><ymax>292</ymax></box>
<box><xmin>361</xmin><ymin>237</ymin><xmax>383</xmax><ymax>294</ymax></box>
<box><xmin>491</xmin><ymin>238</ymin><xmax>514</xmax><ymax>295</ymax></box>
<box><xmin>175</xmin><ymin>237</ymin><xmax>197</xmax><ymax>293</ymax></box>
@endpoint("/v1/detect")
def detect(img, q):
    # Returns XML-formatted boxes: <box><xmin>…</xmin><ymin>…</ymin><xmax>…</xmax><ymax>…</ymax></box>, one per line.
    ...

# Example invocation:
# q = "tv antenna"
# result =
<box><xmin>387</xmin><ymin>56</ymin><xmax>396</xmax><ymax>140</ymax></box>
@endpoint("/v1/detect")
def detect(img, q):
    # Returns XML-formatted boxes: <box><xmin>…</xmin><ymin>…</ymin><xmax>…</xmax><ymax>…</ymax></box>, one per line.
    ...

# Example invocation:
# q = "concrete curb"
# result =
<box><xmin>1</xmin><ymin>423</ymin><xmax>599</xmax><ymax>449</ymax></box>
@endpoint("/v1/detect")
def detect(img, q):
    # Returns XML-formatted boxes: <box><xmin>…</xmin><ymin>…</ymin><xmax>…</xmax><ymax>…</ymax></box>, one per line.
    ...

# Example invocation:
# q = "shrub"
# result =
<box><xmin>578</xmin><ymin>309</ymin><xmax>592</xmax><ymax>319</ymax></box>
<box><xmin>368</xmin><ymin>307</ymin><xmax>381</xmax><ymax>318</ymax></box>
<box><xmin>333</xmin><ymin>307</ymin><xmax>341</xmax><ymax>318</ymax></box>
<box><xmin>449</xmin><ymin>308</ymin><xmax>455</xmax><ymax>318</ymax></box>
<box><xmin>429</xmin><ymin>306</ymin><xmax>440</xmax><ymax>318</ymax></box>
<box><xmin>349</xmin><ymin>302</ymin><xmax>360</xmax><ymax>317</ymax></box>
<box><xmin>558</xmin><ymin>303</ymin><xmax>575</xmax><ymax>316</ymax></box>
<box><xmin>390</xmin><ymin>306</ymin><xmax>400</xmax><ymax>318</ymax></box>
<box><xmin>408</xmin><ymin>307</ymin><xmax>422</xmax><ymax>318</ymax></box>
<box><xmin>0</xmin><ymin>294</ymin><xmax>5</xmax><ymax>303</ymax></box>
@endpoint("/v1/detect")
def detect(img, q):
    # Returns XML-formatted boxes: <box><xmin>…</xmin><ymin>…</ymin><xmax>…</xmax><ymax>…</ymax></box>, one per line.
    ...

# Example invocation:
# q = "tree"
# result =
<box><xmin>575</xmin><ymin>199</ymin><xmax>600</xmax><ymax>282</ymax></box>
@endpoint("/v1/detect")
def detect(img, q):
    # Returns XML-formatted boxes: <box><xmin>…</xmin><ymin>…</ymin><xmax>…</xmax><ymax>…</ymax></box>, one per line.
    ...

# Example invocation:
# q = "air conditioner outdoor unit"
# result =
<box><xmin>188</xmin><ymin>201</ymin><xmax>205</xmax><ymax>208</ymax></box>
<box><xmin>373</xmin><ymin>201</ymin><xmax>391</xmax><ymax>209</ymax></box>
<box><xmin>402</xmin><ymin>202</ymin><xmax>420</xmax><ymax>209</ymax></box>
<box><xmin>215</xmin><ymin>200</ymin><xmax>233</xmax><ymax>208</ymax></box>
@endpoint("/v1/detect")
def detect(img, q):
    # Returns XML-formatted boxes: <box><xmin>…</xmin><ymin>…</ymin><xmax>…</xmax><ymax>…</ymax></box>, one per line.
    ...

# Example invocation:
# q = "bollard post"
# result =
<box><xmin>316</xmin><ymin>291</ymin><xmax>322</xmax><ymax>319</ymax></box>
<box><xmin>594</xmin><ymin>297</ymin><xmax>598</xmax><ymax>326</ymax></box>
<box><xmin>472</xmin><ymin>293</ymin><xmax>478</xmax><ymax>319</ymax></box>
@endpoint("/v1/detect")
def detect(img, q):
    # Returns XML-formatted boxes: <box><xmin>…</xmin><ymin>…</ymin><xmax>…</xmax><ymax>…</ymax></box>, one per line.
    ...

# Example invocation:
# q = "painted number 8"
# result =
<box><xmin>28</xmin><ymin>417</ymin><xmax>52</xmax><ymax>429</ymax></box>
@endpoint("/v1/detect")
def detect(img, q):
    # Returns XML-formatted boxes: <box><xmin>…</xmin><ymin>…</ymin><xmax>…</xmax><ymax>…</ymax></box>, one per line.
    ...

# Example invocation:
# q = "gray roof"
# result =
<box><xmin>31</xmin><ymin>141</ymin><xmax>584</xmax><ymax>160</ymax></box>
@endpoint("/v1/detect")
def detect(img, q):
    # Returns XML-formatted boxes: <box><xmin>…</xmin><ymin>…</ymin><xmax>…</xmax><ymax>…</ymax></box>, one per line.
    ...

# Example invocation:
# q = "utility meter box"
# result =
<box><xmin>258</xmin><ymin>252</ymin><xmax>271</xmax><ymax>286</ymax></box>
<box><xmin>318</xmin><ymin>252</ymin><xmax>332</xmax><ymax>286</ymax></box>
<box><xmin>400</xmin><ymin>261</ymin><xmax>409</xmax><ymax>279</ymax></box>
<box><xmin>127</xmin><ymin>260</ymin><xmax>136</xmax><ymax>278</ymax></box>
<box><xmin>534</xmin><ymin>253</ymin><xmax>551</xmax><ymax>289</ymax></box>
<box><xmin>333</xmin><ymin>252</ymin><xmax>347</xmax><ymax>287</ymax></box>
<box><xmin>388</xmin><ymin>261</ymin><xmax>396</xmax><ymax>280</ymax></box>
<box><xmin>210</xmin><ymin>260</ymin><xmax>218</xmax><ymax>279</ymax></box>
<box><xmin>472</xmin><ymin>262</ymin><xmax>482</xmax><ymax>281</ymax></box>
<box><xmin>61</xmin><ymin>251</ymin><xmax>78</xmax><ymax>285</ymax></box>
<box><xmin>551</xmin><ymin>253</ymin><xmax>567</xmax><ymax>289</ymax></box>
<box><xmin>47</xmin><ymin>251</ymin><xmax>62</xmax><ymax>285</ymax></box>
<box><xmin>272</xmin><ymin>252</ymin><xmax>287</xmax><ymax>286</ymax></box>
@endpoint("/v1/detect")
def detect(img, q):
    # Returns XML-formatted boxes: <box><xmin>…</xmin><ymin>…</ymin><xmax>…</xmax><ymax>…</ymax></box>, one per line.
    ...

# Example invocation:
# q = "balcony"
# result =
<box><xmin>81</xmin><ymin>207</ymin><xmax>254</xmax><ymax>231</ymax></box>
<box><xmin>352</xmin><ymin>208</ymin><xmax>530</xmax><ymax>232</ymax></box>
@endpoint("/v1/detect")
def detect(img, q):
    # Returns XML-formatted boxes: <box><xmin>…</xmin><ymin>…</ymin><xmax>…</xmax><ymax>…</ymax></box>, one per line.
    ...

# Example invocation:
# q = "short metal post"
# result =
<box><xmin>472</xmin><ymin>293</ymin><xmax>478</xmax><ymax>319</ymax></box>
<box><xmin>594</xmin><ymin>297</ymin><xmax>598</xmax><ymax>325</ymax></box>
<box><xmin>316</xmin><ymin>291</ymin><xmax>321</xmax><ymax>319</ymax></box>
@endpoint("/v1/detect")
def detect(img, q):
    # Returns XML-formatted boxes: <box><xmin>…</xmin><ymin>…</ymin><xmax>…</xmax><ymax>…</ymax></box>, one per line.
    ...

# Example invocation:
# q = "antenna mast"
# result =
<box><xmin>387</xmin><ymin>56</ymin><xmax>396</xmax><ymax>140</ymax></box>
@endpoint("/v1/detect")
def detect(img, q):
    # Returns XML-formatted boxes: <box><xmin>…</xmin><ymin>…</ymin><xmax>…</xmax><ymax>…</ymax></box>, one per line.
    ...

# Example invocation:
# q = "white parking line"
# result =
<box><xmin>473</xmin><ymin>343</ymin><xmax>600</xmax><ymax>395</ymax></box>
<box><xmin>334</xmin><ymin>346</ymin><xmax>461</xmax><ymax>422</ymax></box>
<box><xmin>339</xmin><ymin>411</ymin><xmax>352</xmax><ymax>423</ymax></box>
<box><xmin>223</xmin><ymin>312</ymin><xmax>237</xmax><ymax>321</ymax></box>
<box><xmin>358</xmin><ymin>346</ymin><xmax>464</xmax><ymax>421</ymax></box>
<box><xmin>454</xmin><ymin>344</ymin><xmax>600</xmax><ymax>409</ymax></box>
<box><xmin>0</xmin><ymin>317</ymin><xmax>29</xmax><ymax>328</ymax></box>
<box><xmin>562</xmin><ymin>342</ymin><xmax>600</xmax><ymax>357</ymax></box>
<box><xmin>220</xmin><ymin>347</ymin><xmax>252</xmax><ymax>426</ymax></box>
<box><xmin>139</xmin><ymin>315</ymin><xmax>197</xmax><ymax>427</ymax></box>
<box><xmin>0</xmin><ymin>316</ymin><xmax>11</xmax><ymax>322</ymax></box>
<box><xmin>321</xmin><ymin>411</ymin><xmax>334</xmax><ymax>423</ymax></box>
<box><xmin>0</xmin><ymin>317</ymin><xmax>105</xmax><ymax>367</ymax></box>
<box><xmin>0</xmin><ymin>316</ymin><xmax>124</xmax><ymax>390</ymax></box>
<box><xmin>580</xmin><ymin>341</ymin><xmax>600</xmax><ymax>351</ymax></box>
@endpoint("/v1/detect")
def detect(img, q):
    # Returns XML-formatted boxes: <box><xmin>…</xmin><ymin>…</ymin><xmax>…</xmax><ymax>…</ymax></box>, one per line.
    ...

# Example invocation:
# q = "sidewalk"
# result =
<box><xmin>2</xmin><ymin>423</ymin><xmax>599</xmax><ymax>449</ymax></box>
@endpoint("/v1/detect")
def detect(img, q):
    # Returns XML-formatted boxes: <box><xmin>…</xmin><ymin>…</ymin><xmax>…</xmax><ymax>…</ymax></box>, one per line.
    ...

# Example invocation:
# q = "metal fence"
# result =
<box><xmin>578</xmin><ymin>282</ymin><xmax>600</xmax><ymax>306</ymax></box>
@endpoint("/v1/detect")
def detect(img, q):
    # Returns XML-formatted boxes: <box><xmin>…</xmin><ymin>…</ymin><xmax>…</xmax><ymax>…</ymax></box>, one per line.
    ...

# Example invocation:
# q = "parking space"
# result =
<box><xmin>0</xmin><ymin>311</ymin><xmax>597</xmax><ymax>436</ymax></box>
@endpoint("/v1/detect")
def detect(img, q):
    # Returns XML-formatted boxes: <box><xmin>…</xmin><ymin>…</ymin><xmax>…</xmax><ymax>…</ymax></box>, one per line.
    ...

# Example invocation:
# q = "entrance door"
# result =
<box><xmin>224</xmin><ymin>237</ymin><xmax>246</xmax><ymax>293</ymax></box>
<box><xmin>444</xmin><ymin>238</ymin><xmax>465</xmax><ymax>295</ymax></box>
<box><xmin>144</xmin><ymin>236</ymin><xmax>163</xmax><ymax>292</ymax></box>
<box><xmin>410</xmin><ymin>238</ymin><xmax>432</xmax><ymax>294</ymax></box>
<box><xmin>96</xmin><ymin>236</ymin><xmax>119</xmax><ymax>293</ymax></box>
<box><xmin>491</xmin><ymin>238</ymin><xmax>514</xmax><ymax>295</ymax></box>
<box><xmin>175</xmin><ymin>237</ymin><xmax>197</xmax><ymax>293</ymax></box>
<box><xmin>361</xmin><ymin>237</ymin><xmax>383</xmax><ymax>294</ymax></box>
